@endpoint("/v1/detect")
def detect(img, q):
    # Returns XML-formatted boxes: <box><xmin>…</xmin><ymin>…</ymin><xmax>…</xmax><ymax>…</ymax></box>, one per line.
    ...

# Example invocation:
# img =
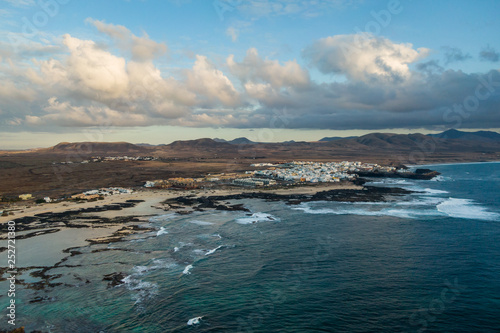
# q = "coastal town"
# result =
<box><xmin>56</xmin><ymin>155</ymin><xmax>157</xmax><ymax>165</ymax></box>
<box><xmin>143</xmin><ymin>160</ymin><xmax>416</xmax><ymax>189</ymax></box>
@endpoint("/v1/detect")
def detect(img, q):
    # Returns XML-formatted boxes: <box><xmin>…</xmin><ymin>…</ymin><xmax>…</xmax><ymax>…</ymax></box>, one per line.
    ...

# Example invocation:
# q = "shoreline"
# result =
<box><xmin>407</xmin><ymin>160</ymin><xmax>500</xmax><ymax>167</ymax></box>
<box><xmin>0</xmin><ymin>182</ymin><xmax>362</xmax><ymax>224</ymax></box>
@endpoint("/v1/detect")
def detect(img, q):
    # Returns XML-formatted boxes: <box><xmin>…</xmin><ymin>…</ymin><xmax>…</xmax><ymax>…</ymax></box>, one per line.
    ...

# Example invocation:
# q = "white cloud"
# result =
<box><xmin>227</xmin><ymin>48</ymin><xmax>310</xmax><ymax>88</ymax></box>
<box><xmin>24</xmin><ymin>97</ymin><xmax>151</xmax><ymax>127</ymax></box>
<box><xmin>303</xmin><ymin>33</ymin><xmax>429</xmax><ymax>82</ymax></box>
<box><xmin>226</xmin><ymin>27</ymin><xmax>239</xmax><ymax>42</ymax></box>
<box><xmin>234</xmin><ymin>0</ymin><xmax>357</xmax><ymax>18</ymax></box>
<box><xmin>63</xmin><ymin>34</ymin><xmax>129</xmax><ymax>98</ymax></box>
<box><xmin>187</xmin><ymin>55</ymin><xmax>240</xmax><ymax>106</ymax></box>
<box><xmin>86</xmin><ymin>18</ymin><xmax>167</xmax><ymax>62</ymax></box>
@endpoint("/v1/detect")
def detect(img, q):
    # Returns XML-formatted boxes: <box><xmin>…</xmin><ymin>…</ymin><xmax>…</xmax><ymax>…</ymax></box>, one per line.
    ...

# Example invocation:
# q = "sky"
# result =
<box><xmin>0</xmin><ymin>0</ymin><xmax>499</xmax><ymax>149</ymax></box>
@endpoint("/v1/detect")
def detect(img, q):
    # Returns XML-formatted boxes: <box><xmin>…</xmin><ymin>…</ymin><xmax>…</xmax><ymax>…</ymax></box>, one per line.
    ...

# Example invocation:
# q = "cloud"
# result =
<box><xmin>479</xmin><ymin>45</ymin><xmax>500</xmax><ymax>62</ymax></box>
<box><xmin>62</xmin><ymin>34</ymin><xmax>130</xmax><ymax>98</ymax></box>
<box><xmin>232</xmin><ymin>0</ymin><xmax>358</xmax><ymax>18</ymax></box>
<box><xmin>213</xmin><ymin>68</ymin><xmax>500</xmax><ymax>131</ymax></box>
<box><xmin>226</xmin><ymin>27</ymin><xmax>239</xmax><ymax>42</ymax></box>
<box><xmin>416</xmin><ymin>60</ymin><xmax>444</xmax><ymax>75</ymax></box>
<box><xmin>24</xmin><ymin>97</ymin><xmax>151</xmax><ymax>127</ymax></box>
<box><xmin>2</xmin><ymin>0</ymin><xmax>35</xmax><ymax>7</ymax></box>
<box><xmin>303</xmin><ymin>34</ymin><xmax>429</xmax><ymax>83</ymax></box>
<box><xmin>442</xmin><ymin>46</ymin><xmax>472</xmax><ymax>64</ymax></box>
<box><xmin>1</xmin><ymin>22</ymin><xmax>499</xmax><ymax>133</ymax></box>
<box><xmin>227</xmin><ymin>48</ymin><xmax>310</xmax><ymax>88</ymax></box>
<box><xmin>2</xmin><ymin>32</ymin><xmax>195</xmax><ymax>128</ymax></box>
<box><xmin>186</xmin><ymin>55</ymin><xmax>240</xmax><ymax>106</ymax></box>
<box><xmin>86</xmin><ymin>18</ymin><xmax>167</xmax><ymax>62</ymax></box>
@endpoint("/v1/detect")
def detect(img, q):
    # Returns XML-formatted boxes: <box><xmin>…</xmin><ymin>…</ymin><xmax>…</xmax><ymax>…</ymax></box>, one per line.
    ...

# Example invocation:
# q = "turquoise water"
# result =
<box><xmin>1</xmin><ymin>162</ymin><xmax>499</xmax><ymax>332</ymax></box>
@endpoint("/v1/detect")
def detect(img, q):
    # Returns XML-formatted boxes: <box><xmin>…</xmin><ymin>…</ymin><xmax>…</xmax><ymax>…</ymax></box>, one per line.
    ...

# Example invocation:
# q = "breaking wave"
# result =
<box><xmin>236</xmin><ymin>212</ymin><xmax>279</xmax><ymax>224</ymax></box>
<box><xmin>437</xmin><ymin>198</ymin><xmax>500</xmax><ymax>221</ymax></box>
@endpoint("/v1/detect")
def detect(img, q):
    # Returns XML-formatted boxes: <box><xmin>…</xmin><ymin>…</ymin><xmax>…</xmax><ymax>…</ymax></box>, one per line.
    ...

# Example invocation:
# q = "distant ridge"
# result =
<box><xmin>428</xmin><ymin>129</ymin><xmax>500</xmax><ymax>142</ymax></box>
<box><xmin>329</xmin><ymin>133</ymin><xmax>433</xmax><ymax>148</ymax></box>
<box><xmin>319</xmin><ymin>136</ymin><xmax>357</xmax><ymax>142</ymax></box>
<box><xmin>11</xmin><ymin>131</ymin><xmax>500</xmax><ymax>161</ymax></box>
<box><xmin>228</xmin><ymin>137</ymin><xmax>255</xmax><ymax>144</ymax></box>
<box><xmin>167</xmin><ymin>138</ymin><xmax>233</xmax><ymax>148</ymax></box>
<box><xmin>48</xmin><ymin>142</ymin><xmax>149</xmax><ymax>154</ymax></box>
<box><xmin>213</xmin><ymin>137</ymin><xmax>255</xmax><ymax>144</ymax></box>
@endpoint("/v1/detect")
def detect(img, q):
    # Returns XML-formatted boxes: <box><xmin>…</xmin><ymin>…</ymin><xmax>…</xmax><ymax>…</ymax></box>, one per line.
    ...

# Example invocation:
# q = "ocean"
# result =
<box><xmin>1</xmin><ymin>162</ymin><xmax>499</xmax><ymax>332</ymax></box>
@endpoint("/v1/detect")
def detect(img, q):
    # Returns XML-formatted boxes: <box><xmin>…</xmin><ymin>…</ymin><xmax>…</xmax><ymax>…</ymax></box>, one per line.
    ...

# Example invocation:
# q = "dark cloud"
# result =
<box><xmin>442</xmin><ymin>46</ymin><xmax>472</xmax><ymax>64</ymax></box>
<box><xmin>479</xmin><ymin>45</ymin><xmax>500</xmax><ymax>62</ymax></box>
<box><xmin>227</xmin><ymin>69</ymin><xmax>500</xmax><ymax>130</ymax></box>
<box><xmin>415</xmin><ymin>60</ymin><xmax>444</xmax><ymax>75</ymax></box>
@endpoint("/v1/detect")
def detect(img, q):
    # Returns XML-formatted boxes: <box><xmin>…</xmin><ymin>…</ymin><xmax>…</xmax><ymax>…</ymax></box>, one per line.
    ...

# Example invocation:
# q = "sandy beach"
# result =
<box><xmin>0</xmin><ymin>182</ymin><xmax>362</xmax><ymax>224</ymax></box>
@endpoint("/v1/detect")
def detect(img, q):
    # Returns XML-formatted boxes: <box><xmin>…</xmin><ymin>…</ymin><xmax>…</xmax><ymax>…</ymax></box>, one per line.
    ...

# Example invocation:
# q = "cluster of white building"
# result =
<box><xmin>71</xmin><ymin>187</ymin><xmax>134</xmax><ymax>200</ymax></box>
<box><xmin>83</xmin><ymin>187</ymin><xmax>134</xmax><ymax>196</ymax></box>
<box><xmin>81</xmin><ymin>156</ymin><xmax>157</xmax><ymax>164</ymax></box>
<box><xmin>251</xmin><ymin>161</ymin><xmax>399</xmax><ymax>183</ymax></box>
<box><xmin>250</xmin><ymin>163</ymin><xmax>278</xmax><ymax>167</ymax></box>
<box><xmin>56</xmin><ymin>156</ymin><xmax>157</xmax><ymax>165</ymax></box>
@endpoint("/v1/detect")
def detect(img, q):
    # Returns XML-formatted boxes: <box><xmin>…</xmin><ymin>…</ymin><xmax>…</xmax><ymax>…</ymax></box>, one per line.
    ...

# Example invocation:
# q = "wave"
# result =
<box><xmin>156</xmin><ymin>227</ymin><xmax>168</xmax><ymax>236</ymax></box>
<box><xmin>420</xmin><ymin>188</ymin><xmax>449</xmax><ymax>195</ymax></box>
<box><xmin>293</xmin><ymin>196</ymin><xmax>499</xmax><ymax>221</ymax></box>
<box><xmin>121</xmin><ymin>275</ymin><xmax>159</xmax><ymax>305</ymax></box>
<box><xmin>292</xmin><ymin>202</ymin><xmax>442</xmax><ymax>219</ymax></box>
<box><xmin>431</xmin><ymin>175</ymin><xmax>448</xmax><ymax>182</ymax></box>
<box><xmin>174</xmin><ymin>247</ymin><xmax>179</xmax><ymax>252</ymax></box>
<box><xmin>366</xmin><ymin>179</ymin><xmax>414</xmax><ymax>186</ymax></box>
<box><xmin>396</xmin><ymin>196</ymin><xmax>445</xmax><ymax>206</ymax></box>
<box><xmin>132</xmin><ymin>259</ymin><xmax>177</xmax><ymax>276</ymax></box>
<box><xmin>187</xmin><ymin>316</ymin><xmax>203</xmax><ymax>326</ymax></box>
<box><xmin>236</xmin><ymin>212</ymin><xmax>279</xmax><ymax>224</ymax></box>
<box><xmin>133</xmin><ymin>266</ymin><xmax>149</xmax><ymax>275</ymax></box>
<box><xmin>183</xmin><ymin>264</ymin><xmax>193</xmax><ymax>275</ymax></box>
<box><xmin>437</xmin><ymin>198</ymin><xmax>500</xmax><ymax>221</ymax></box>
<box><xmin>189</xmin><ymin>220</ymin><xmax>214</xmax><ymax>226</ymax></box>
<box><xmin>205</xmin><ymin>245</ymin><xmax>223</xmax><ymax>256</ymax></box>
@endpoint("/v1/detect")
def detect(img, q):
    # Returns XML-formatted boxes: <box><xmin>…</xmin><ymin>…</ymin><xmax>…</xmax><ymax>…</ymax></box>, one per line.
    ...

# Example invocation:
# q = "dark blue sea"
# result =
<box><xmin>1</xmin><ymin>162</ymin><xmax>499</xmax><ymax>332</ymax></box>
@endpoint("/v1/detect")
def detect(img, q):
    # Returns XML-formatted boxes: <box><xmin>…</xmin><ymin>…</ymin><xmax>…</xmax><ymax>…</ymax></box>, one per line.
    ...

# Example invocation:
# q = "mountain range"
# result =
<box><xmin>1</xmin><ymin>130</ymin><xmax>498</xmax><ymax>197</ymax></box>
<box><xmin>36</xmin><ymin>130</ymin><xmax>499</xmax><ymax>156</ymax></box>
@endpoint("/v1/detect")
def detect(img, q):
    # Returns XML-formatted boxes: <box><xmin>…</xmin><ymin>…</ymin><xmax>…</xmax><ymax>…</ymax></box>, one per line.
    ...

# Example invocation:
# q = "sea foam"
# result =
<box><xmin>183</xmin><ymin>264</ymin><xmax>193</xmax><ymax>275</ymax></box>
<box><xmin>187</xmin><ymin>316</ymin><xmax>203</xmax><ymax>325</ymax></box>
<box><xmin>236</xmin><ymin>212</ymin><xmax>279</xmax><ymax>224</ymax></box>
<box><xmin>156</xmin><ymin>227</ymin><xmax>168</xmax><ymax>236</ymax></box>
<box><xmin>292</xmin><ymin>202</ymin><xmax>443</xmax><ymax>219</ymax></box>
<box><xmin>205</xmin><ymin>245</ymin><xmax>223</xmax><ymax>256</ymax></box>
<box><xmin>437</xmin><ymin>198</ymin><xmax>500</xmax><ymax>221</ymax></box>
<box><xmin>121</xmin><ymin>275</ymin><xmax>159</xmax><ymax>305</ymax></box>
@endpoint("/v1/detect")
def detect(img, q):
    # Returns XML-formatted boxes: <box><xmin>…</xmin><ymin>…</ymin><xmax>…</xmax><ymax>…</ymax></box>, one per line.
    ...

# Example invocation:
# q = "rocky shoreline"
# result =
<box><xmin>0</xmin><ymin>200</ymin><xmax>148</xmax><ymax>242</ymax></box>
<box><xmin>159</xmin><ymin>183</ymin><xmax>415</xmax><ymax>214</ymax></box>
<box><xmin>355</xmin><ymin>168</ymin><xmax>441</xmax><ymax>180</ymax></box>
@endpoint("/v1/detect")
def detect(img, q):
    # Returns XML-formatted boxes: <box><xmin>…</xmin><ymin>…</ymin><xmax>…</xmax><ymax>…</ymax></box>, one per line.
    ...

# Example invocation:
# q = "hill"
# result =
<box><xmin>167</xmin><ymin>138</ymin><xmax>233</xmax><ymax>149</ymax></box>
<box><xmin>319</xmin><ymin>136</ymin><xmax>356</xmax><ymax>142</ymax></box>
<box><xmin>428</xmin><ymin>129</ymin><xmax>500</xmax><ymax>142</ymax></box>
<box><xmin>47</xmin><ymin>142</ymin><xmax>150</xmax><ymax>155</ymax></box>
